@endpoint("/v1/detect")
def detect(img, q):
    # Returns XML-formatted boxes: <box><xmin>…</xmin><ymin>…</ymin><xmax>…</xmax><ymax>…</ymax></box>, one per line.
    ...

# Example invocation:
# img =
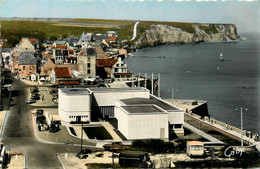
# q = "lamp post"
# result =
<box><xmin>235</xmin><ymin>107</ymin><xmax>247</xmax><ymax>147</ymax></box>
<box><xmin>80</xmin><ymin>123</ymin><xmax>83</xmax><ymax>152</ymax></box>
<box><xmin>158</xmin><ymin>73</ymin><xmax>160</xmax><ymax>98</ymax></box>
<box><xmin>241</xmin><ymin>107</ymin><xmax>243</xmax><ymax>147</ymax></box>
<box><xmin>151</xmin><ymin>73</ymin><xmax>154</xmax><ymax>95</ymax></box>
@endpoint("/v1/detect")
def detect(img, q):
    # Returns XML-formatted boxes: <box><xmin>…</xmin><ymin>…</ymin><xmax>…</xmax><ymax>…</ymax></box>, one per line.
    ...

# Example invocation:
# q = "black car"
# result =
<box><xmin>32</xmin><ymin>94</ymin><xmax>40</xmax><ymax>100</ymax></box>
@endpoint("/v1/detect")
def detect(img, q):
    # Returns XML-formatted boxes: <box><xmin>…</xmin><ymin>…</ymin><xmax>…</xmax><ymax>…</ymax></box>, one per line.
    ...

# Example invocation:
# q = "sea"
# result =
<box><xmin>127</xmin><ymin>33</ymin><xmax>260</xmax><ymax>134</ymax></box>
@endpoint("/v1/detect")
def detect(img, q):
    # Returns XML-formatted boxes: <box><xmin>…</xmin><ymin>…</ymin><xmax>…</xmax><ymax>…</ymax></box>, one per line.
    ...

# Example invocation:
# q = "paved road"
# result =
<box><xmin>2</xmin><ymin>77</ymin><xmax>87</xmax><ymax>168</ymax></box>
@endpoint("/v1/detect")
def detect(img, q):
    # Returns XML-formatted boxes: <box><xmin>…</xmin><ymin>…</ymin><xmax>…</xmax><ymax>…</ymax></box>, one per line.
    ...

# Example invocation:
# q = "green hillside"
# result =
<box><xmin>0</xmin><ymin>19</ymin><xmax>196</xmax><ymax>47</ymax></box>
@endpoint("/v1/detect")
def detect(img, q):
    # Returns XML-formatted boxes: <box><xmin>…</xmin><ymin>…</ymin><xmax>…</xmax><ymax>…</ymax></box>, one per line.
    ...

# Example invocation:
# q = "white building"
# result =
<box><xmin>115</xmin><ymin>96</ymin><xmax>184</xmax><ymax>139</ymax></box>
<box><xmin>58</xmin><ymin>87</ymin><xmax>149</xmax><ymax>122</ymax></box>
<box><xmin>111</xmin><ymin>55</ymin><xmax>129</xmax><ymax>79</ymax></box>
<box><xmin>89</xmin><ymin>87</ymin><xmax>150</xmax><ymax>118</ymax></box>
<box><xmin>115</xmin><ymin>105</ymin><xmax>168</xmax><ymax>140</ymax></box>
<box><xmin>58</xmin><ymin>87</ymin><xmax>184</xmax><ymax>140</ymax></box>
<box><xmin>58</xmin><ymin>88</ymin><xmax>92</xmax><ymax>122</ymax></box>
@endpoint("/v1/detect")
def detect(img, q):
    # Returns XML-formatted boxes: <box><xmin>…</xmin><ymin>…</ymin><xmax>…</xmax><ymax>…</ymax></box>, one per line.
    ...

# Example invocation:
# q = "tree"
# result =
<box><xmin>62</xmin><ymin>34</ymin><xmax>68</xmax><ymax>39</ymax></box>
<box><xmin>49</xmin><ymin>35</ymin><xmax>58</xmax><ymax>41</ymax></box>
<box><xmin>7</xmin><ymin>35</ymin><xmax>20</xmax><ymax>47</ymax></box>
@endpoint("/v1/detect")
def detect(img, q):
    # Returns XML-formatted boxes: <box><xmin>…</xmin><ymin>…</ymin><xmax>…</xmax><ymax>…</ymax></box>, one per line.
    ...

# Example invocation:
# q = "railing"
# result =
<box><xmin>186</xmin><ymin>111</ymin><xmax>260</xmax><ymax>142</ymax></box>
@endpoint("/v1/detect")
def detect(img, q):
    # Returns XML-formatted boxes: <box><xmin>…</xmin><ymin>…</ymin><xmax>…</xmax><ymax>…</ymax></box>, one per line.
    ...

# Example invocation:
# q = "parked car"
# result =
<box><xmin>84</xmin><ymin>76</ymin><xmax>100</xmax><ymax>84</ymax></box>
<box><xmin>119</xmin><ymin>151</ymin><xmax>153</xmax><ymax>168</ymax></box>
<box><xmin>30</xmin><ymin>86</ymin><xmax>39</xmax><ymax>93</ymax></box>
<box><xmin>26</xmin><ymin>98</ymin><xmax>36</xmax><ymax>104</ymax></box>
<box><xmin>32</xmin><ymin>94</ymin><xmax>40</xmax><ymax>100</ymax></box>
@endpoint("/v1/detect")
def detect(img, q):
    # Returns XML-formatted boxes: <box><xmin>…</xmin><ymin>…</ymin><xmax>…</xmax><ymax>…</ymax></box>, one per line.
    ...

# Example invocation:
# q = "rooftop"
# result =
<box><xmin>89</xmin><ymin>87</ymin><xmax>149</xmax><ymax>92</ymax></box>
<box><xmin>96</xmin><ymin>58</ymin><xmax>118</xmax><ymax>67</ymax></box>
<box><xmin>60</xmin><ymin>88</ymin><xmax>91</xmax><ymax>95</ymax></box>
<box><xmin>55</xmin><ymin>67</ymin><xmax>71</xmax><ymax>78</ymax></box>
<box><xmin>120</xmin><ymin>98</ymin><xmax>179</xmax><ymax>111</ymax></box>
<box><xmin>122</xmin><ymin>105</ymin><xmax>165</xmax><ymax>114</ymax></box>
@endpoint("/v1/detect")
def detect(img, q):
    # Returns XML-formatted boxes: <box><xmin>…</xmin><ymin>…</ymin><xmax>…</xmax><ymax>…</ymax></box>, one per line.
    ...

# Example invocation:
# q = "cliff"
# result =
<box><xmin>135</xmin><ymin>23</ymin><xmax>240</xmax><ymax>49</ymax></box>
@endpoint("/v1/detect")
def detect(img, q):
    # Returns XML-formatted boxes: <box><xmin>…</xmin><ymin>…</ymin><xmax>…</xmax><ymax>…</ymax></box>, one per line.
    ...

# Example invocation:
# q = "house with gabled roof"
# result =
<box><xmin>40</xmin><ymin>59</ymin><xmax>56</xmax><ymax>82</ymax></box>
<box><xmin>18</xmin><ymin>38</ymin><xmax>35</xmax><ymax>52</ymax></box>
<box><xmin>50</xmin><ymin>67</ymin><xmax>80</xmax><ymax>85</ymax></box>
<box><xmin>96</xmin><ymin>58</ymin><xmax>118</xmax><ymax>79</ymax></box>
<box><xmin>78</xmin><ymin>32</ymin><xmax>93</xmax><ymax>46</ymax></box>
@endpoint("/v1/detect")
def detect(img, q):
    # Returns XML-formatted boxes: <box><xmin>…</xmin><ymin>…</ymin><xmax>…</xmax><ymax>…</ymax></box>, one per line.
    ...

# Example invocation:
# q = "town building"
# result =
<box><xmin>112</xmin><ymin>54</ymin><xmax>132</xmax><ymax>80</ymax></box>
<box><xmin>18</xmin><ymin>51</ymin><xmax>37</xmax><ymax>79</ymax></box>
<box><xmin>1</xmin><ymin>48</ymin><xmax>11</xmax><ymax>69</ymax></box>
<box><xmin>53</xmin><ymin>49</ymin><xmax>65</xmax><ymax>65</ymax></box>
<box><xmin>78</xmin><ymin>32</ymin><xmax>93</xmax><ymax>46</ymax></box>
<box><xmin>18</xmin><ymin>38</ymin><xmax>35</xmax><ymax>52</ymax></box>
<box><xmin>59</xmin><ymin>88</ymin><xmax>92</xmax><ymax>123</ymax></box>
<box><xmin>40</xmin><ymin>59</ymin><xmax>56</xmax><ymax>82</ymax></box>
<box><xmin>10</xmin><ymin>52</ymin><xmax>19</xmax><ymax>75</ymax></box>
<box><xmin>0</xmin><ymin>50</ymin><xmax>2</xmax><ymax>105</ymax></box>
<box><xmin>96</xmin><ymin>58</ymin><xmax>118</xmax><ymax>79</ymax></box>
<box><xmin>50</xmin><ymin>67</ymin><xmax>80</xmax><ymax>85</ymax></box>
<box><xmin>77</xmin><ymin>47</ymin><xmax>96</xmax><ymax>79</ymax></box>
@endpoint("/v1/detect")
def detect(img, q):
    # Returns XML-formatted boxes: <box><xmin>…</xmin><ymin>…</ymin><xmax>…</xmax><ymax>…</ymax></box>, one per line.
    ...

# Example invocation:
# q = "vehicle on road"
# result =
<box><xmin>119</xmin><ymin>151</ymin><xmax>153</xmax><ymax>168</ymax></box>
<box><xmin>186</xmin><ymin>141</ymin><xmax>204</xmax><ymax>157</ymax></box>
<box><xmin>26</xmin><ymin>98</ymin><xmax>36</xmax><ymax>104</ymax></box>
<box><xmin>84</xmin><ymin>76</ymin><xmax>100</xmax><ymax>84</ymax></box>
<box><xmin>103</xmin><ymin>142</ymin><xmax>130</xmax><ymax>151</ymax></box>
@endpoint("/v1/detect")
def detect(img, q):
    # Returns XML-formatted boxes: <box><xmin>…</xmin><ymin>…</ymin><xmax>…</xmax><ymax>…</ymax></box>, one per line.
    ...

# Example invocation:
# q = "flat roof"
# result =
<box><xmin>120</xmin><ymin>98</ymin><xmax>179</xmax><ymax>111</ymax></box>
<box><xmin>60</xmin><ymin>88</ymin><xmax>91</xmax><ymax>95</ymax></box>
<box><xmin>122</xmin><ymin>105</ymin><xmax>165</xmax><ymax>114</ymax></box>
<box><xmin>89</xmin><ymin>87</ymin><xmax>148</xmax><ymax>92</ymax></box>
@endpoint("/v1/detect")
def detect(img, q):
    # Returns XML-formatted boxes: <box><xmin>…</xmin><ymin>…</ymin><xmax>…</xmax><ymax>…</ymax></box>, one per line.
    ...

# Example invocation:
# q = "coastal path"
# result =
<box><xmin>130</xmin><ymin>21</ymin><xmax>140</xmax><ymax>41</ymax></box>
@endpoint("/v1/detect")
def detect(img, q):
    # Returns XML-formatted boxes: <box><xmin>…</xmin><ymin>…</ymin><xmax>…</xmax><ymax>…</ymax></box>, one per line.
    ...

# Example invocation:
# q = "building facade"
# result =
<box><xmin>18</xmin><ymin>52</ymin><xmax>37</xmax><ymax>79</ymax></box>
<box><xmin>115</xmin><ymin>105</ymin><xmax>169</xmax><ymax>140</ymax></box>
<box><xmin>59</xmin><ymin>88</ymin><xmax>92</xmax><ymax>123</ymax></box>
<box><xmin>77</xmin><ymin>47</ymin><xmax>96</xmax><ymax>79</ymax></box>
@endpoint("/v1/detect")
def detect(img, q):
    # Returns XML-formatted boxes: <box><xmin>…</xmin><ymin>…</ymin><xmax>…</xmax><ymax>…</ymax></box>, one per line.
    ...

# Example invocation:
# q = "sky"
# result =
<box><xmin>0</xmin><ymin>0</ymin><xmax>259</xmax><ymax>34</ymax></box>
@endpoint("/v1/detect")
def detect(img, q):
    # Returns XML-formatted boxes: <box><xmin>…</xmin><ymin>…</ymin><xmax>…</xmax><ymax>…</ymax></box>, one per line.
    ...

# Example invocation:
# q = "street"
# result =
<box><xmin>2</xmin><ymin>76</ymin><xmax>84</xmax><ymax>168</ymax></box>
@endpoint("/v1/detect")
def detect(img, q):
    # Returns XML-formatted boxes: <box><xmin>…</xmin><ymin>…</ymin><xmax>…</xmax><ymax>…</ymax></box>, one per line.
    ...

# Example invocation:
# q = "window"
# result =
<box><xmin>87</xmin><ymin>69</ymin><xmax>91</xmax><ymax>74</ymax></box>
<box><xmin>87</xmin><ymin>63</ymin><xmax>90</xmax><ymax>68</ymax></box>
<box><xmin>87</xmin><ymin>57</ymin><xmax>90</xmax><ymax>62</ymax></box>
<box><xmin>116</xmin><ymin>64</ymin><xmax>119</xmax><ymax>67</ymax></box>
<box><xmin>23</xmin><ymin>66</ymin><xmax>25</xmax><ymax>70</ymax></box>
<box><xmin>121</xmin><ymin>64</ymin><xmax>124</xmax><ymax>67</ymax></box>
<box><xmin>30</xmin><ymin>66</ymin><xmax>32</xmax><ymax>70</ymax></box>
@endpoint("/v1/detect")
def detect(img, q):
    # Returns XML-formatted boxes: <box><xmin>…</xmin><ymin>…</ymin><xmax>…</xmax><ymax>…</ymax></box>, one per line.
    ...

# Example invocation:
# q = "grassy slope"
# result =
<box><xmin>63</xmin><ymin>18</ymin><xmax>134</xmax><ymax>25</ymax></box>
<box><xmin>0</xmin><ymin>20</ymin><xmax>114</xmax><ymax>37</ymax></box>
<box><xmin>0</xmin><ymin>19</ymin><xmax>196</xmax><ymax>41</ymax></box>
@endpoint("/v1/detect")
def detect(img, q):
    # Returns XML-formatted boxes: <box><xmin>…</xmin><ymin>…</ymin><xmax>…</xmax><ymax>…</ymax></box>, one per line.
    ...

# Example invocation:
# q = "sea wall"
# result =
<box><xmin>135</xmin><ymin>23</ymin><xmax>240</xmax><ymax>49</ymax></box>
